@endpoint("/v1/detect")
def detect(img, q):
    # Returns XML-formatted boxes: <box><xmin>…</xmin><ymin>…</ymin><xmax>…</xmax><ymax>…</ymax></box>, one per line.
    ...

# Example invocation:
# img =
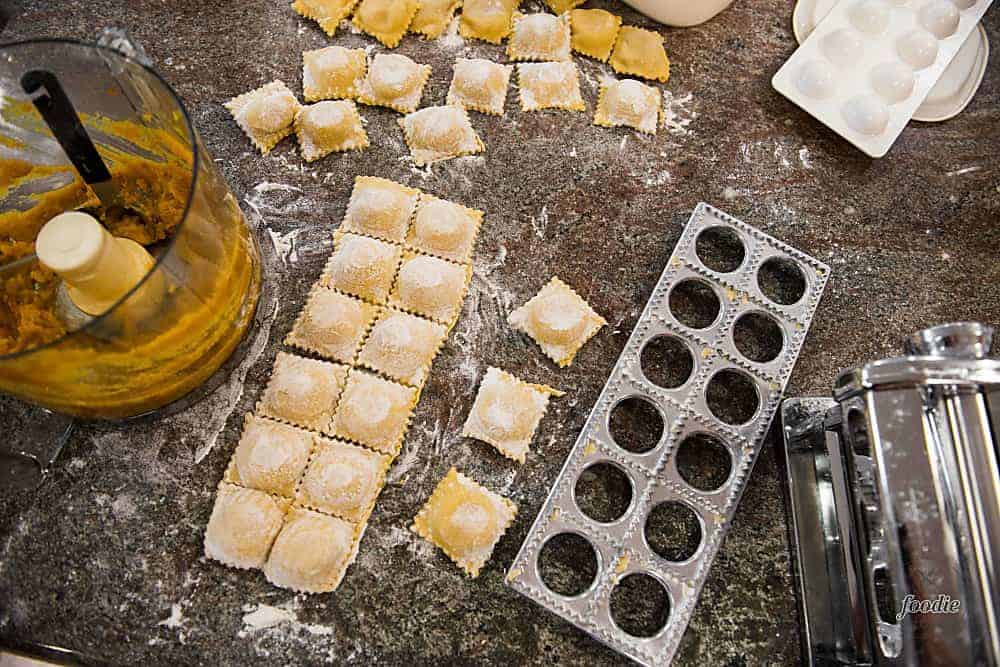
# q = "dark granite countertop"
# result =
<box><xmin>1</xmin><ymin>0</ymin><xmax>998</xmax><ymax>665</ymax></box>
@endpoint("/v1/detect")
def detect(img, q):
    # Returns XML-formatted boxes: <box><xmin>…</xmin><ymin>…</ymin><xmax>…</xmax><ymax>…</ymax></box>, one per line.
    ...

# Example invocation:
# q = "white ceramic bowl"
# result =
<box><xmin>620</xmin><ymin>0</ymin><xmax>735</xmax><ymax>26</ymax></box>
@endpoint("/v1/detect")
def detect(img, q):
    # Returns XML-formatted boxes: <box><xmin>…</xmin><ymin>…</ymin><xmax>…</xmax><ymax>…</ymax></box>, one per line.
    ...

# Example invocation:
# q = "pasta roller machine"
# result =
<box><xmin>782</xmin><ymin>322</ymin><xmax>1000</xmax><ymax>666</ymax></box>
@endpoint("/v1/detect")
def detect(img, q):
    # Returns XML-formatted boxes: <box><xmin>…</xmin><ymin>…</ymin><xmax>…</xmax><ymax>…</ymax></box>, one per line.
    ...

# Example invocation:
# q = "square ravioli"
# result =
<box><xmin>460</xmin><ymin>0</ymin><xmax>519</xmax><ymax>44</ymax></box>
<box><xmin>390</xmin><ymin>251</ymin><xmax>471</xmax><ymax>325</ymax></box>
<box><xmin>264</xmin><ymin>507</ymin><xmax>361</xmax><ymax>593</ymax></box>
<box><xmin>292</xmin><ymin>0</ymin><xmax>359</xmax><ymax>36</ymax></box>
<box><xmin>204</xmin><ymin>483</ymin><xmax>290</xmax><ymax>570</ymax></box>
<box><xmin>411</xmin><ymin>467</ymin><xmax>517</xmax><ymax>577</ymax></box>
<box><xmin>461</xmin><ymin>367</ymin><xmax>561</xmax><ymax>462</ymax></box>
<box><xmin>321</xmin><ymin>231</ymin><xmax>403</xmax><ymax>304</ymax></box>
<box><xmin>224</xmin><ymin>414</ymin><xmax>314</xmax><ymax>497</ymax></box>
<box><xmin>508</xmin><ymin>13</ymin><xmax>571</xmax><ymax>62</ymax></box>
<box><xmin>399</xmin><ymin>105</ymin><xmax>484</xmax><ymax>167</ymax></box>
<box><xmin>405</xmin><ymin>193</ymin><xmax>482</xmax><ymax>264</ymax></box>
<box><xmin>302</xmin><ymin>46</ymin><xmax>367</xmax><ymax>102</ymax></box>
<box><xmin>331</xmin><ymin>370</ymin><xmax>418</xmax><ymax>455</ymax></box>
<box><xmin>543</xmin><ymin>0</ymin><xmax>585</xmax><ymax>13</ymax></box>
<box><xmin>358</xmin><ymin>53</ymin><xmax>432</xmax><ymax>114</ymax></box>
<box><xmin>297</xmin><ymin>437</ymin><xmax>390</xmax><ymax>522</ymax></box>
<box><xmin>594</xmin><ymin>78</ymin><xmax>661</xmax><ymax>134</ymax></box>
<box><xmin>517</xmin><ymin>62</ymin><xmax>585</xmax><ymax>112</ymax></box>
<box><xmin>295</xmin><ymin>101</ymin><xmax>368</xmax><ymax>162</ymax></box>
<box><xmin>610</xmin><ymin>26</ymin><xmax>671</xmax><ymax>83</ymax></box>
<box><xmin>410</xmin><ymin>0</ymin><xmax>461</xmax><ymax>38</ymax></box>
<box><xmin>224</xmin><ymin>80</ymin><xmax>300</xmax><ymax>154</ymax></box>
<box><xmin>257</xmin><ymin>351</ymin><xmax>349</xmax><ymax>433</ymax></box>
<box><xmin>446</xmin><ymin>58</ymin><xmax>512</xmax><ymax>116</ymax></box>
<box><xmin>286</xmin><ymin>286</ymin><xmax>378</xmax><ymax>364</ymax></box>
<box><xmin>357</xmin><ymin>308</ymin><xmax>448</xmax><ymax>386</ymax></box>
<box><xmin>508</xmin><ymin>276</ymin><xmax>606</xmax><ymax>366</ymax></box>
<box><xmin>341</xmin><ymin>176</ymin><xmax>420</xmax><ymax>243</ymax></box>
<box><xmin>352</xmin><ymin>0</ymin><xmax>419</xmax><ymax>48</ymax></box>
<box><xmin>569</xmin><ymin>8</ymin><xmax>622</xmax><ymax>62</ymax></box>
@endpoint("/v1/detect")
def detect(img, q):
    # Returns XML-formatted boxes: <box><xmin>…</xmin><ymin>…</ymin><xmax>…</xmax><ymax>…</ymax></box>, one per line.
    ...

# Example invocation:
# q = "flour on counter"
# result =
<box><xmin>662</xmin><ymin>91</ymin><xmax>697</xmax><ymax>136</ymax></box>
<box><xmin>239</xmin><ymin>602</ymin><xmax>334</xmax><ymax>638</ymax></box>
<box><xmin>158</xmin><ymin>603</ymin><xmax>185</xmax><ymax>629</ymax></box>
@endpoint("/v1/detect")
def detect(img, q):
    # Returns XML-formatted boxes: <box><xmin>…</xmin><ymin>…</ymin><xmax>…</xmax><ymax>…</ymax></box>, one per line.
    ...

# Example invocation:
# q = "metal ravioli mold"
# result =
<box><xmin>505</xmin><ymin>203</ymin><xmax>830</xmax><ymax>666</ymax></box>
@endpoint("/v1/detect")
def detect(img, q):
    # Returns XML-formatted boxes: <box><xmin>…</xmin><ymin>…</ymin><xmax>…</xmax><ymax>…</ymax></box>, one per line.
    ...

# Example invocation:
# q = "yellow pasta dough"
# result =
<box><xmin>405</xmin><ymin>193</ymin><xmax>482</xmax><ymax>264</ymax></box>
<box><xmin>610</xmin><ymin>26</ymin><xmax>671</xmax><ymax>83</ymax></box>
<box><xmin>543</xmin><ymin>0</ymin><xmax>584</xmax><ymax>14</ymax></box>
<box><xmin>224</xmin><ymin>414</ymin><xmax>315</xmax><ymax>497</ymax></box>
<box><xmin>321</xmin><ymin>231</ymin><xmax>403</xmax><ymax>304</ymax></box>
<box><xmin>508</xmin><ymin>13</ymin><xmax>571</xmax><ymax>62</ymax></box>
<box><xmin>352</xmin><ymin>0</ymin><xmax>420</xmax><ymax>48</ymax></box>
<box><xmin>357</xmin><ymin>308</ymin><xmax>448</xmax><ymax>386</ymax></box>
<box><xmin>569</xmin><ymin>8</ymin><xmax>622</xmax><ymax>62</ymax></box>
<box><xmin>204</xmin><ymin>483</ymin><xmax>290</xmax><ymax>570</ymax></box>
<box><xmin>286</xmin><ymin>286</ymin><xmax>378</xmax><ymax>364</ymax></box>
<box><xmin>297</xmin><ymin>437</ymin><xmax>390</xmax><ymax>522</ymax></box>
<box><xmin>331</xmin><ymin>370</ymin><xmax>418</xmax><ymax>455</ymax></box>
<box><xmin>390</xmin><ymin>251</ymin><xmax>471</xmax><ymax>324</ymax></box>
<box><xmin>224</xmin><ymin>80</ymin><xmax>300</xmax><ymax>154</ymax></box>
<box><xmin>460</xmin><ymin>0</ymin><xmax>519</xmax><ymax>44</ymax></box>
<box><xmin>594</xmin><ymin>78</ymin><xmax>661</xmax><ymax>134</ymax></box>
<box><xmin>342</xmin><ymin>176</ymin><xmax>420</xmax><ymax>243</ymax></box>
<box><xmin>358</xmin><ymin>53</ymin><xmax>431</xmax><ymax>114</ymax></box>
<box><xmin>446</xmin><ymin>58</ymin><xmax>512</xmax><ymax>116</ymax></box>
<box><xmin>295</xmin><ymin>100</ymin><xmax>369</xmax><ymax>162</ymax></box>
<box><xmin>263</xmin><ymin>507</ymin><xmax>361</xmax><ymax>593</ymax></box>
<box><xmin>517</xmin><ymin>62</ymin><xmax>585</xmax><ymax>112</ymax></box>
<box><xmin>411</xmin><ymin>467</ymin><xmax>517</xmax><ymax>577</ymax></box>
<box><xmin>461</xmin><ymin>366</ymin><xmax>561</xmax><ymax>462</ymax></box>
<box><xmin>399</xmin><ymin>105</ymin><xmax>485</xmax><ymax>167</ymax></box>
<box><xmin>508</xmin><ymin>276</ymin><xmax>606</xmax><ymax>366</ymax></box>
<box><xmin>302</xmin><ymin>46</ymin><xmax>367</xmax><ymax>102</ymax></box>
<box><xmin>292</xmin><ymin>0</ymin><xmax>359</xmax><ymax>36</ymax></box>
<box><xmin>410</xmin><ymin>0</ymin><xmax>462</xmax><ymax>38</ymax></box>
<box><xmin>257</xmin><ymin>351</ymin><xmax>349</xmax><ymax>433</ymax></box>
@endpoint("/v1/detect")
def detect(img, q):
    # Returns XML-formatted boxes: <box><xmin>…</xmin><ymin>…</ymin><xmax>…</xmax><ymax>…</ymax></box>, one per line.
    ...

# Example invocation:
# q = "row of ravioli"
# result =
<box><xmin>203</xmin><ymin>176</ymin><xmax>486</xmax><ymax>593</ymax></box>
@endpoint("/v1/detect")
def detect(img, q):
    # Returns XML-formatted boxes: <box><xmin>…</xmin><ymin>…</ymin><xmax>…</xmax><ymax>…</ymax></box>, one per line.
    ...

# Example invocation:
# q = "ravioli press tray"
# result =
<box><xmin>505</xmin><ymin>203</ymin><xmax>829</xmax><ymax>666</ymax></box>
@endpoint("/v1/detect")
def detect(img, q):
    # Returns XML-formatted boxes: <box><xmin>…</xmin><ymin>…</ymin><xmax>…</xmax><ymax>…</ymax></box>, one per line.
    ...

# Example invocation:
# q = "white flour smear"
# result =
<box><xmin>661</xmin><ymin>91</ymin><xmax>698</xmax><ymax>136</ymax></box>
<box><xmin>238</xmin><ymin>602</ymin><xmax>334</xmax><ymax>638</ymax></box>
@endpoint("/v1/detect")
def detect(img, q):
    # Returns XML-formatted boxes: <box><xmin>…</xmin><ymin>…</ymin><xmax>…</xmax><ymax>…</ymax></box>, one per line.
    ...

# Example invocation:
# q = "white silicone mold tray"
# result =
<box><xmin>772</xmin><ymin>0</ymin><xmax>995</xmax><ymax>157</ymax></box>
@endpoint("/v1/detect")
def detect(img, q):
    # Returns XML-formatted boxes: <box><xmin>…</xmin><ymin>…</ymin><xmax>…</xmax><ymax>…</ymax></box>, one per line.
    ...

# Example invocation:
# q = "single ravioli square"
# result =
<box><xmin>341</xmin><ymin>176</ymin><xmax>421</xmax><ymax>243</ymax></box>
<box><xmin>610</xmin><ymin>26</ymin><xmax>671</xmax><ymax>83</ymax></box>
<box><xmin>263</xmin><ymin>507</ymin><xmax>361</xmax><ymax>593</ymax></box>
<box><xmin>508</xmin><ymin>13</ymin><xmax>572</xmax><ymax>62</ymax></box>
<box><xmin>321</xmin><ymin>231</ymin><xmax>403</xmax><ymax>304</ymax></box>
<box><xmin>286</xmin><ymin>286</ymin><xmax>379</xmax><ymax>364</ymax></box>
<box><xmin>224</xmin><ymin>414</ymin><xmax>315</xmax><ymax>497</ymax></box>
<box><xmin>405</xmin><ymin>193</ymin><xmax>482</xmax><ymax>264</ymax></box>
<box><xmin>358</xmin><ymin>53</ymin><xmax>432</xmax><ymax>114</ymax></box>
<box><xmin>292</xmin><ymin>0</ymin><xmax>359</xmax><ymax>36</ymax></box>
<box><xmin>569</xmin><ymin>8</ymin><xmax>622</xmax><ymax>62</ymax></box>
<box><xmin>411</xmin><ymin>467</ymin><xmax>517</xmax><ymax>577</ymax></box>
<box><xmin>409</xmin><ymin>0</ymin><xmax>461</xmax><ymax>38</ymax></box>
<box><xmin>461</xmin><ymin>366</ymin><xmax>561</xmax><ymax>462</ymax></box>
<box><xmin>517</xmin><ymin>62</ymin><xmax>585</xmax><ymax>112</ymax></box>
<box><xmin>295</xmin><ymin>100</ymin><xmax>369</xmax><ymax>162</ymax></box>
<box><xmin>224</xmin><ymin>80</ymin><xmax>300</xmax><ymax>154</ymax></box>
<box><xmin>446</xmin><ymin>58</ymin><xmax>513</xmax><ymax>116</ymax></box>
<box><xmin>543</xmin><ymin>0</ymin><xmax>585</xmax><ymax>13</ymax></box>
<box><xmin>303</xmin><ymin>46</ymin><xmax>367</xmax><ymax>101</ymax></box>
<box><xmin>390</xmin><ymin>251</ymin><xmax>472</xmax><ymax>325</ymax></box>
<box><xmin>296</xmin><ymin>436</ymin><xmax>391</xmax><ymax>522</ymax></box>
<box><xmin>357</xmin><ymin>307</ymin><xmax>448</xmax><ymax>387</ymax></box>
<box><xmin>331</xmin><ymin>370</ymin><xmax>418</xmax><ymax>455</ymax></box>
<box><xmin>399</xmin><ymin>105</ymin><xmax>485</xmax><ymax>167</ymax></box>
<box><xmin>460</xmin><ymin>0</ymin><xmax>519</xmax><ymax>43</ymax></box>
<box><xmin>352</xmin><ymin>0</ymin><xmax>420</xmax><ymax>48</ymax></box>
<box><xmin>204</xmin><ymin>483</ymin><xmax>290</xmax><ymax>570</ymax></box>
<box><xmin>508</xmin><ymin>276</ymin><xmax>606</xmax><ymax>366</ymax></box>
<box><xmin>257</xmin><ymin>351</ymin><xmax>349</xmax><ymax>433</ymax></box>
<box><xmin>594</xmin><ymin>78</ymin><xmax>661</xmax><ymax>134</ymax></box>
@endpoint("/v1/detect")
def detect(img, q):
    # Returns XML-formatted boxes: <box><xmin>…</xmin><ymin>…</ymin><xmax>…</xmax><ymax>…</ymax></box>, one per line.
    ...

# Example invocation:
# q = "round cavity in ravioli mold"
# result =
<box><xmin>733</xmin><ymin>312</ymin><xmax>785</xmax><ymax>363</ymax></box>
<box><xmin>668</xmin><ymin>279</ymin><xmax>721</xmax><ymax>330</ymax></box>
<box><xmin>843</xmin><ymin>94</ymin><xmax>890</xmax><ymax>136</ymax></box>
<box><xmin>849</xmin><ymin>1</ymin><xmax>891</xmax><ymax>35</ymax></box>
<box><xmin>608</xmin><ymin>396</ymin><xmax>665</xmax><ymax>454</ymax></box>
<box><xmin>640</xmin><ymin>334</ymin><xmax>694</xmax><ymax>389</ymax></box>
<box><xmin>695</xmin><ymin>226</ymin><xmax>746</xmax><ymax>273</ymax></box>
<box><xmin>706</xmin><ymin>369</ymin><xmax>760</xmax><ymax>426</ymax></box>
<box><xmin>537</xmin><ymin>532</ymin><xmax>599</xmax><ymax>597</ymax></box>
<box><xmin>644</xmin><ymin>500</ymin><xmax>703</xmax><ymax>562</ymax></box>
<box><xmin>757</xmin><ymin>256</ymin><xmax>807</xmax><ymax>305</ymax></box>
<box><xmin>676</xmin><ymin>433</ymin><xmax>733</xmax><ymax>492</ymax></box>
<box><xmin>870</xmin><ymin>61</ymin><xmax>917</xmax><ymax>104</ymax></box>
<box><xmin>919</xmin><ymin>1</ymin><xmax>960</xmax><ymax>39</ymax></box>
<box><xmin>609</xmin><ymin>573</ymin><xmax>672</xmax><ymax>638</ymax></box>
<box><xmin>898</xmin><ymin>28</ymin><xmax>940</xmax><ymax>68</ymax></box>
<box><xmin>574</xmin><ymin>462</ymin><xmax>634</xmax><ymax>524</ymax></box>
<box><xmin>822</xmin><ymin>28</ymin><xmax>866</xmax><ymax>68</ymax></box>
<box><xmin>797</xmin><ymin>60</ymin><xmax>837</xmax><ymax>99</ymax></box>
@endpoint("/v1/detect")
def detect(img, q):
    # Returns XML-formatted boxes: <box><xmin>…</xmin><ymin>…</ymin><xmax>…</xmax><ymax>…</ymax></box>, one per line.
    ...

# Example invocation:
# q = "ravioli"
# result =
<box><xmin>446</xmin><ymin>58</ymin><xmax>512</xmax><ymax>116</ymax></box>
<box><xmin>224</xmin><ymin>80</ymin><xmax>300</xmax><ymax>153</ymax></box>
<box><xmin>224</xmin><ymin>414</ymin><xmax>315</xmax><ymax>497</ymax></box>
<box><xmin>460</xmin><ymin>0</ymin><xmax>520</xmax><ymax>44</ymax></box>
<box><xmin>204</xmin><ymin>483</ymin><xmax>290</xmax><ymax>570</ymax></box>
<box><xmin>508</xmin><ymin>13</ymin><xmax>571</xmax><ymax>62</ymax></box>
<box><xmin>410</xmin><ymin>0</ymin><xmax>462</xmax><ymax>38</ymax></box>
<box><xmin>302</xmin><ymin>46</ymin><xmax>367</xmax><ymax>101</ymax></box>
<box><xmin>543</xmin><ymin>0</ymin><xmax>584</xmax><ymax>13</ymax></box>
<box><xmin>399</xmin><ymin>105</ymin><xmax>485</xmax><ymax>167</ymax></box>
<box><xmin>405</xmin><ymin>194</ymin><xmax>482</xmax><ymax>263</ymax></box>
<box><xmin>263</xmin><ymin>507</ymin><xmax>361</xmax><ymax>593</ymax></box>
<box><xmin>292</xmin><ymin>0</ymin><xmax>359</xmax><ymax>36</ymax></box>
<box><xmin>297</xmin><ymin>437</ymin><xmax>391</xmax><ymax>522</ymax></box>
<box><xmin>390</xmin><ymin>251</ymin><xmax>471</xmax><ymax>324</ymax></box>
<box><xmin>358</xmin><ymin>53</ymin><xmax>432</xmax><ymax>114</ymax></box>
<box><xmin>516</xmin><ymin>62</ymin><xmax>586</xmax><ymax>112</ymax></box>
<box><xmin>286</xmin><ymin>286</ymin><xmax>378</xmax><ymax>364</ymax></box>
<box><xmin>357</xmin><ymin>307</ymin><xmax>448</xmax><ymax>387</ymax></box>
<box><xmin>594</xmin><ymin>78</ymin><xmax>661</xmax><ymax>134</ymax></box>
<box><xmin>352</xmin><ymin>0</ymin><xmax>420</xmax><ymax>48</ymax></box>
<box><xmin>341</xmin><ymin>176</ymin><xmax>421</xmax><ymax>243</ymax></box>
<box><xmin>411</xmin><ymin>467</ymin><xmax>517</xmax><ymax>577</ymax></box>
<box><xmin>508</xmin><ymin>276</ymin><xmax>606</xmax><ymax>366</ymax></box>
<box><xmin>610</xmin><ymin>26</ymin><xmax>671</xmax><ymax>83</ymax></box>
<box><xmin>321</xmin><ymin>231</ymin><xmax>403</xmax><ymax>304</ymax></box>
<box><xmin>295</xmin><ymin>100</ymin><xmax>368</xmax><ymax>162</ymax></box>
<box><xmin>461</xmin><ymin>366</ymin><xmax>561</xmax><ymax>462</ymax></box>
<box><xmin>331</xmin><ymin>370</ymin><xmax>418</xmax><ymax>455</ymax></box>
<box><xmin>257</xmin><ymin>351</ymin><xmax>349</xmax><ymax>433</ymax></box>
<box><xmin>569</xmin><ymin>8</ymin><xmax>621</xmax><ymax>62</ymax></box>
